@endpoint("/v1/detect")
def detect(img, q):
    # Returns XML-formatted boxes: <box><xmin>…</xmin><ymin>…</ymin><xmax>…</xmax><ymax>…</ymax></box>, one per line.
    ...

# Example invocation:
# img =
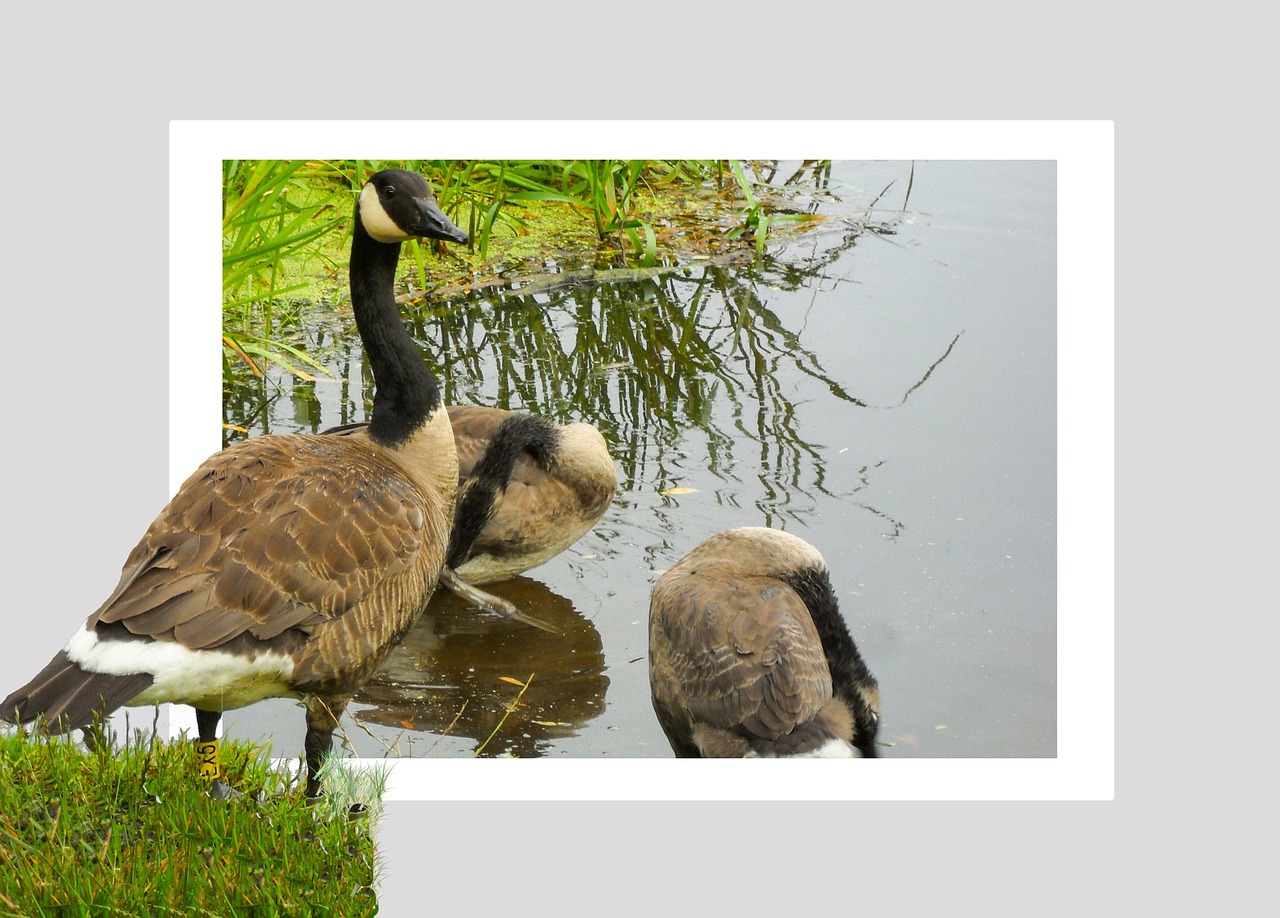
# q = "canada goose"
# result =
<box><xmin>648</xmin><ymin>527</ymin><xmax>881</xmax><ymax>758</ymax></box>
<box><xmin>324</xmin><ymin>404</ymin><xmax>616</xmax><ymax>622</ymax></box>
<box><xmin>1</xmin><ymin>168</ymin><xmax>469</xmax><ymax>799</ymax></box>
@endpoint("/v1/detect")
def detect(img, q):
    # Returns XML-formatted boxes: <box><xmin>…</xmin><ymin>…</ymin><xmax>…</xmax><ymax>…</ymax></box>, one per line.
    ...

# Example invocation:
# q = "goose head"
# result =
<box><xmin>358</xmin><ymin>168</ymin><xmax>470</xmax><ymax>245</ymax></box>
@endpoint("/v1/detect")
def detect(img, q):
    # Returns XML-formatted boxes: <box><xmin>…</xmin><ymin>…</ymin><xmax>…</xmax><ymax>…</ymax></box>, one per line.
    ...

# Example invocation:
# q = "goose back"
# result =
<box><xmin>447</xmin><ymin>405</ymin><xmax>616</xmax><ymax>584</ymax></box>
<box><xmin>323</xmin><ymin>404</ymin><xmax>616</xmax><ymax>586</ymax></box>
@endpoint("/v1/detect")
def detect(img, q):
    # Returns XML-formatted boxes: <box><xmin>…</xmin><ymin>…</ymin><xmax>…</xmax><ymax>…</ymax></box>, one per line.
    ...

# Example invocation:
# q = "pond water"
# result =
<box><xmin>221</xmin><ymin>159</ymin><xmax>1057</xmax><ymax>762</ymax></box>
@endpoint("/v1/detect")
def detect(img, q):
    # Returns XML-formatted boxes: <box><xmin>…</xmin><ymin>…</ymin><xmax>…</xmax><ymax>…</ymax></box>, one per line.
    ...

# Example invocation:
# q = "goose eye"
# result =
<box><xmin>383</xmin><ymin>185</ymin><xmax>396</xmax><ymax>197</ymax></box>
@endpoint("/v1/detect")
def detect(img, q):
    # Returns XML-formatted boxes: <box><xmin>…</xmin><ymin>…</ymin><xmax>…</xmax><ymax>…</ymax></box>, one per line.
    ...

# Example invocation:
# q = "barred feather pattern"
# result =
<box><xmin>648</xmin><ymin>527</ymin><xmax>879</xmax><ymax>758</ymax></box>
<box><xmin>2</xmin><ymin>421</ymin><xmax>454</xmax><ymax>728</ymax></box>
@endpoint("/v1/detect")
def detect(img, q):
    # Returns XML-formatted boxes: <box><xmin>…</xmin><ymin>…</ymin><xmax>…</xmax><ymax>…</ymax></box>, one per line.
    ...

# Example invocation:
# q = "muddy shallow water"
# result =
<box><xmin>220</xmin><ymin>159</ymin><xmax>1057</xmax><ymax>762</ymax></box>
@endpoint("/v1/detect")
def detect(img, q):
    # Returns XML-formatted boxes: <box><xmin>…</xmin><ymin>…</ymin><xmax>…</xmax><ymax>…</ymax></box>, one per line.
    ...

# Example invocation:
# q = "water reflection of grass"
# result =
<box><xmin>227</xmin><ymin>262</ymin><xmax>868</xmax><ymax>505</ymax></box>
<box><xmin>254</xmin><ymin>296</ymin><xmax>946</xmax><ymax>536</ymax></box>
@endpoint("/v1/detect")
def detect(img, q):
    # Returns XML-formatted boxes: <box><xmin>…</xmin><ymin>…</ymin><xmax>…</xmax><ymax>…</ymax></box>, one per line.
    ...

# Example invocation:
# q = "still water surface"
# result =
<box><xmin>222</xmin><ymin>160</ymin><xmax>1056</xmax><ymax>760</ymax></box>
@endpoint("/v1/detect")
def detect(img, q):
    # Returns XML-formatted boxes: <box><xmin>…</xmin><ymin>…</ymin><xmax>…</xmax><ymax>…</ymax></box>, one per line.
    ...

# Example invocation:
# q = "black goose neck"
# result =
<box><xmin>349</xmin><ymin>223</ymin><xmax>441</xmax><ymax>448</ymax></box>
<box><xmin>444</xmin><ymin>414</ymin><xmax>561</xmax><ymax>568</ymax></box>
<box><xmin>785</xmin><ymin>566</ymin><xmax>875</xmax><ymax>690</ymax></box>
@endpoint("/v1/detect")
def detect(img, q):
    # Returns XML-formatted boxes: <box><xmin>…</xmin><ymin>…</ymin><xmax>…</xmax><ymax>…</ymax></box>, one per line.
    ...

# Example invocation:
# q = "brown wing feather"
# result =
<box><xmin>323</xmin><ymin>405</ymin><xmax>614</xmax><ymax>585</ymax></box>
<box><xmin>461</xmin><ymin>417</ymin><xmax>614</xmax><ymax>575</ymax></box>
<box><xmin>446</xmin><ymin>405</ymin><xmax>509</xmax><ymax>479</ymax></box>
<box><xmin>467</xmin><ymin>455</ymin><xmax>556</xmax><ymax>556</ymax></box>
<box><xmin>651</xmin><ymin>571</ymin><xmax>834</xmax><ymax>745</ymax></box>
<box><xmin>87</xmin><ymin>434</ymin><xmax>444</xmax><ymax>664</ymax></box>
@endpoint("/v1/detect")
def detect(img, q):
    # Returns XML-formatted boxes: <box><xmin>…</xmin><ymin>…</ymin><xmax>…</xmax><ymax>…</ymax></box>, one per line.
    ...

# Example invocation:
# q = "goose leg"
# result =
<box><xmin>438</xmin><ymin>567</ymin><xmax>560</xmax><ymax>634</ymax></box>
<box><xmin>195</xmin><ymin>707</ymin><xmax>241</xmax><ymax>801</ymax></box>
<box><xmin>303</xmin><ymin>694</ymin><xmax>351</xmax><ymax>800</ymax></box>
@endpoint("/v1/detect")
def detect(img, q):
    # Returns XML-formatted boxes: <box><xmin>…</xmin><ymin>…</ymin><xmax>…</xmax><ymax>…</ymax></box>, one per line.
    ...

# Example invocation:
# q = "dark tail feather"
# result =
<box><xmin>445</xmin><ymin>413</ymin><xmax>560</xmax><ymax>569</ymax></box>
<box><xmin>1</xmin><ymin>650</ymin><xmax>155</xmax><ymax>734</ymax></box>
<box><xmin>747</xmin><ymin>719</ymin><xmax>837</xmax><ymax>757</ymax></box>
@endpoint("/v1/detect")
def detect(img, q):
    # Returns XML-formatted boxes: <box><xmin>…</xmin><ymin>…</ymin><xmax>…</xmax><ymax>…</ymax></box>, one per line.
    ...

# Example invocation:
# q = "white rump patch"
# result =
<box><xmin>743</xmin><ymin>737</ymin><xmax>857</xmax><ymax>758</ymax></box>
<box><xmin>795</xmin><ymin>737</ymin><xmax>858</xmax><ymax>758</ymax></box>
<box><xmin>358</xmin><ymin>183</ymin><xmax>410</xmax><ymax>243</ymax></box>
<box><xmin>65</xmin><ymin>627</ymin><xmax>296</xmax><ymax>711</ymax></box>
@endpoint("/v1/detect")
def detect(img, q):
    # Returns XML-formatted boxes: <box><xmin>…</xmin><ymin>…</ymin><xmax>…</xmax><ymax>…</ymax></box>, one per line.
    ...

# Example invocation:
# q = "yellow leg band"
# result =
<box><xmin>196</xmin><ymin>739</ymin><xmax>221</xmax><ymax>780</ymax></box>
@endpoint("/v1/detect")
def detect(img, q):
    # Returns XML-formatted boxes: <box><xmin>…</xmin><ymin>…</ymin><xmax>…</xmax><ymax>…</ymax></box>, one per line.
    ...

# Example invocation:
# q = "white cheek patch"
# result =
<box><xmin>359</xmin><ymin>183</ymin><xmax>410</xmax><ymax>243</ymax></box>
<box><xmin>65</xmin><ymin>627</ymin><xmax>296</xmax><ymax>711</ymax></box>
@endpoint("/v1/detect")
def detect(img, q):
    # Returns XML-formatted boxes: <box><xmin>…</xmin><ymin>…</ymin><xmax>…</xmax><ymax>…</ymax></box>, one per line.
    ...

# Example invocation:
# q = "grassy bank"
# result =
<box><xmin>222</xmin><ymin>158</ymin><xmax>828</xmax><ymax>380</ymax></box>
<box><xmin>0</xmin><ymin>725</ymin><xmax>383</xmax><ymax>916</ymax></box>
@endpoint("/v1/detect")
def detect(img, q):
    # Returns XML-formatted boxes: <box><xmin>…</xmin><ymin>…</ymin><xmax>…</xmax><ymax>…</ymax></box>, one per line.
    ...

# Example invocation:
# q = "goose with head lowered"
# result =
<box><xmin>323</xmin><ymin>404</ymin><xmax>616</xmax><ymax>626</ymax></box>
<box><xmin>648</xmin><ymin>527</ymin><xmax>881</xmax><ymax>758</ymax></box>
<box><xmin>1</xmin><ymin>168</ymin><xmax>469</xmax><ymax>799</ymax></box>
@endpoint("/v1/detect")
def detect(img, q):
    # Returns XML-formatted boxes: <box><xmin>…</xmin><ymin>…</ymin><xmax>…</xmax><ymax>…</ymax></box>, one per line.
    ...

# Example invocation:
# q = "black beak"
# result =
<box><xmin>414</xmin><ymin>198</ymin><xmax>469</xmax><ymax>245</ymax></box>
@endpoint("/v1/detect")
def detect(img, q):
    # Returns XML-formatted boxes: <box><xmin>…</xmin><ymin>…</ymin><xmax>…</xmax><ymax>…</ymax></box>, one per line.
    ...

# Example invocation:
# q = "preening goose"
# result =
<box><xmin>325</xmin><ymin>404</ymin><xmax>616</xmax><ymax>622</ymax></box>
<box><xmin>648</xmin><ymin>527</ymin><xmax>881</xmax><ymax>758</ymax></box>
<box><xmin>1</xmin><ymin>168</ymin><xmax>469</xmax><ymax>798</ymax></box>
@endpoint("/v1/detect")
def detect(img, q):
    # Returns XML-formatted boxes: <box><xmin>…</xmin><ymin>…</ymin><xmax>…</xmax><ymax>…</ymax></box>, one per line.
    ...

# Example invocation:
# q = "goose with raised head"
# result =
<box><xmin>325</xmin><ymin>404</ymin><xmax>616</xmax><ymax>623</ymax></box>
<box><xmin>1</xmin><ymin>168</ymin><xmax>469</xmax><ymax>799</ymax></box>
<box><xmin>648</xmin><ymin>527</ymin><xmax>881</xmax><ymax>758</ymax></box>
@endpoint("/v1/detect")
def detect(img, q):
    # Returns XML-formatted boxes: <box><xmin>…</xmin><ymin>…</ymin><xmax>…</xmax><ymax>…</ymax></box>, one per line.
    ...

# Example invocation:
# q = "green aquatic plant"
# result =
<box><xmin>221</xmin><ymin>159</ymin><xmax>769</xmax><ymax>380</ymax></box>
<box><xmin>222</xmin><ymin>159</ymin><xmax>351</xmax><ymax>379</ymax></box>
